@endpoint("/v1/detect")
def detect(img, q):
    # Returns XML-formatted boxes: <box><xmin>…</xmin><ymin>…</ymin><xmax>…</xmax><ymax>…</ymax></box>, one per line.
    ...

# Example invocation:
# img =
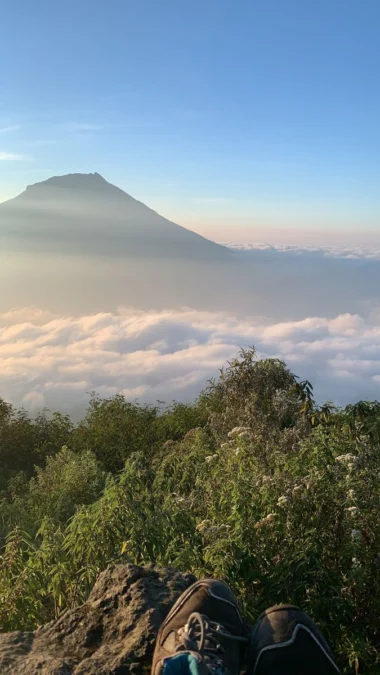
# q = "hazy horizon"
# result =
<box><xmin>3</xmin><ymin>174</ymin><xmax>380</xmax><ymax>249</ymax></box>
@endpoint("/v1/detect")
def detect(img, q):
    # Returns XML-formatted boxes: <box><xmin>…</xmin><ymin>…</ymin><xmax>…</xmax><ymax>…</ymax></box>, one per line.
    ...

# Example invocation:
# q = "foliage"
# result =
<box><xmin>0</xmin><ymin>405</ymin><xmax>73</xmax><ymax>489</ymax></box>
<box><xmin>0</xmin><ymin>348</ymin><xmax>379</xmax><ymax>673</ymax></box>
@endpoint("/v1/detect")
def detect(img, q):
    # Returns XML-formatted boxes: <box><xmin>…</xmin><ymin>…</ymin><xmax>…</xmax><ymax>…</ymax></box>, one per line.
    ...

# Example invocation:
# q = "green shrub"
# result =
<box><xmin>0</xmin><ymin>348</ymin><xmax>379</xmax><ymax>672</ymax></box>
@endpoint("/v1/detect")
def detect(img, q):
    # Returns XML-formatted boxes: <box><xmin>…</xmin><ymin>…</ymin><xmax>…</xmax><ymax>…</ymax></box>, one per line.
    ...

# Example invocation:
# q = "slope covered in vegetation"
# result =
<box><xmin>0</xmin><ymin>349</ymin><xmax>379</xmax><ymax>673</ymax></box>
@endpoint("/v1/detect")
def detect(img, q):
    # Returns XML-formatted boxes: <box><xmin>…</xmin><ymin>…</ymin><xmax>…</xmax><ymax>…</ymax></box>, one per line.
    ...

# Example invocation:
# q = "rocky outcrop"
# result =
<box><xmin>0</xmin><ymin>564</ymin><xmax>197</xmax><ymax>674</ymax></box>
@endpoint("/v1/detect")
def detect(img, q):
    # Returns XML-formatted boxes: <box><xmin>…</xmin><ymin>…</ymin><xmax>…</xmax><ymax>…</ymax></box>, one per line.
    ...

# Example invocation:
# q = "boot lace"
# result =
<box><xmin>175</xmin><ymin>611</ymin><xmax>247</xmax><ymax>673</ymax></box>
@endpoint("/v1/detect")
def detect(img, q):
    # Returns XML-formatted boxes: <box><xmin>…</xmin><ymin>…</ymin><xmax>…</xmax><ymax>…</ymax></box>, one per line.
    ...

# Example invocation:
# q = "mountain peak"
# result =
<box><xmin>26</xmin><ymin>172</ymin><xmax>110</xmax><ymax>192</ymax></box>
<box><xmin>1</xmin><ymin>172</ymin><xmax>231</xmax><ymax>260</ymax></box>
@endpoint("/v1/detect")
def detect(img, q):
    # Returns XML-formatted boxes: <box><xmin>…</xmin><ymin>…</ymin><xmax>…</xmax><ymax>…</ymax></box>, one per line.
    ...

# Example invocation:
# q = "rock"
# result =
<box><xmin>0</xmin><ymin>564</ymin><xmax>197</xmax><ymax>674</ymax></box>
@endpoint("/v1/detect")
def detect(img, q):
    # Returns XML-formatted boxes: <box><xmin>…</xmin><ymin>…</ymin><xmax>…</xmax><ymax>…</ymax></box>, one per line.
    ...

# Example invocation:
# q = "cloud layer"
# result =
<box><xmin>226</xmin><ymin>242</ymin><xmax>380</xmax><ymax>261</ymax></box>
<box><xmin>1</xmin><ymin>307</ymin><xmax>380</xmax><ymax>417</ymax></box>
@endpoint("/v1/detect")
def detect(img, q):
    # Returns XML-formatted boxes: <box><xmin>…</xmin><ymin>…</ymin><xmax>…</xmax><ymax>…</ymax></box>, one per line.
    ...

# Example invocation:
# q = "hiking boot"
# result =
<box><xmin>248</xmin><ymin>604</ymin><xmax>340</xmax><ymax>675</ymax></box>
<box><xmin>151</xmin><ymin>578</ymin><xmax>248</xmax><ymax>674</ymax></box>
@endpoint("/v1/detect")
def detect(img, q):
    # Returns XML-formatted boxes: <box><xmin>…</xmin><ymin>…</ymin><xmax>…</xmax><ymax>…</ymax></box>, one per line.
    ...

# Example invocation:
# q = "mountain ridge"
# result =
<box><xmin>26</xmin><ymin>172</ymin><xmax>110</xmax><ymax>191</ymax></box>
<box><xmin>0</xmin><ymin>172</ymin><xmax>231</xmax><ymax>260</ymax></box>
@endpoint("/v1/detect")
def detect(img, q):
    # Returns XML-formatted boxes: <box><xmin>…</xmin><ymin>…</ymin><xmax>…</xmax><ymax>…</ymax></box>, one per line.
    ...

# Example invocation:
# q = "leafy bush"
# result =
<box><xmin>0</xmin><ymin>348</ymin><xmax>379</xmax><ymax>673</ymax></box>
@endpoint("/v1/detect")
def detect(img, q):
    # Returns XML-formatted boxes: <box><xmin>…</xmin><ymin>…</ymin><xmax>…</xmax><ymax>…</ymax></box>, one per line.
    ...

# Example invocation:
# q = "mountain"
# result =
<box><xmin>0</xmin><ymin>172</ymin><xmax>231</xmax><ymax>260</ymax></box>
<box><xmin>0</xmin><ymin>172</ymin><xmax>370</xmax><ymax>322</ymax></box>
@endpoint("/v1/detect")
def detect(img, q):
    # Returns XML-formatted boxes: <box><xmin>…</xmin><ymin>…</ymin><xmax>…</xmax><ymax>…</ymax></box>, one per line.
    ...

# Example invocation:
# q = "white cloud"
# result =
<box><xmin>0</xmin><ymin>125</ymin><xmax>20</xmax><ymax>133</ymax></box>
<box><xmin>1</xmin><ymin>307</ymin><xmax>380</xmax><ymax>417</ymax></box>
<box><xmin>0</xmin><ymin>152</ymin><xmax>32</xmax><ymax>161</ymax></box>
<box><xmin>225</xmin><ymin>242</ymin><xmax>380</xmax><ymax>261</ymax></box>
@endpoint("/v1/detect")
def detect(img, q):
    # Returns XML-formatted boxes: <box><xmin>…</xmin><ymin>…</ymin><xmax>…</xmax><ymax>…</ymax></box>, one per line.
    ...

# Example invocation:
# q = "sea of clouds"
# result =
<box><xmin>225</xmin><ymin>242</ymin><xmax>380</xmax><ymax>260</ymax></box>
<box><xmin>2</xmin><ymin>305</ymin><xmax>380</xmax><ymax>417</ymax></box>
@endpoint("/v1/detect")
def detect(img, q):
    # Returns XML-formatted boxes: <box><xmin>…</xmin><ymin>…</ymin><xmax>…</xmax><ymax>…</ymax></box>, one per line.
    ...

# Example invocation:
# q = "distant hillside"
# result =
<box><xmin>0</xmin><ymin>172</ymin><xmax>231</xmax><ymax>260</ymax></box>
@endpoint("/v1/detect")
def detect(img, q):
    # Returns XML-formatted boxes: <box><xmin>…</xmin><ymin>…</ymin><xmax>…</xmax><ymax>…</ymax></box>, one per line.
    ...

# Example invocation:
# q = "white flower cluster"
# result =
<box><xmin>227</xmin><ymin>427</ymin><xmax>251</xmax><ymax>439</ymax></box>
<box><xmin>205</xmin><ymin>454</ymin><xmax>218</xmax><ymax>464</ymax></box>
<box><xmin>237</xmin><ymin>431</ymin><xmax>250</xmax><ymax>439</ymax></box>
<box><xmin>335</xmin><ymin>453</ymin><xmax>358</xmax><ymax>471</ymax></box>
<box><xmin>277</xmin><ymin>495</ymin><xmax>289</xmax><ymax>507</ymax></box>
<box><xmin>254</xmin><ymin>513</ymin><xmax>277</xmax><ymax>529</ymax></box>
<box><xmin>174</xmin><ymin>495</ymin><xmax>186</xmax><ymax>504</ymax></box>
<box><xmin>346</xmin><ymin>506</ymin><xmax>360</xmax><ymax>516</ymax></box>
<box><xmin>195</xmin><ymin>519</ymin><xmax>230</xmax><ymax>535</ymax></box>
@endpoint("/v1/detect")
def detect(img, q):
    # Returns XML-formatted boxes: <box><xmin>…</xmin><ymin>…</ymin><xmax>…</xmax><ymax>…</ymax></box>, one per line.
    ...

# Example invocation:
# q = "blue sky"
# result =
<box><xmin>1</xmin><ymin>0</ymin><xmax>380</xmax><ymax>240</ymax></box>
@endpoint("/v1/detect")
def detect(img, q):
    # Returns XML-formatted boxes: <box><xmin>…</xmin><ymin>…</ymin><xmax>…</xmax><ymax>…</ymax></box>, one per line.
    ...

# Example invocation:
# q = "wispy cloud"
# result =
<box><xmin>59</xmin><ymin>123</ymin><xmax>104</xmax><ymax>132</ymax></box>
<box><xmin>0</xmin><ymin>124</ymin><xmax>21</xmax><ymax>134</ymax></box>
<box><xmin>0</xmin><ymin>152</ymin><xmax>32</xmax><ymax>161</ymax></box>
